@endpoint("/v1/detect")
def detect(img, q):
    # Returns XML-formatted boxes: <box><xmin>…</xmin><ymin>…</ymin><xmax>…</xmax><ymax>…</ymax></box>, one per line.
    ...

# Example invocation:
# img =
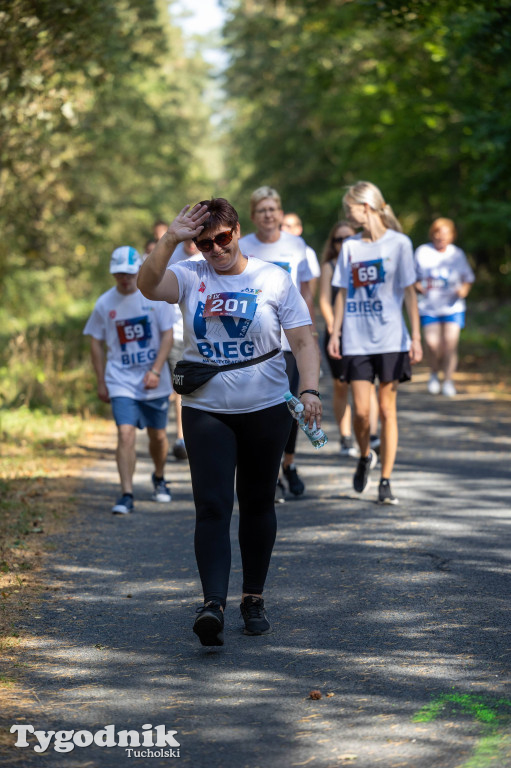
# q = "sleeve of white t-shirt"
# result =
<box><xmin>414</xmin><ymin>245</ymin><xmax>426</xmax><ymax>282</ymax></box>
<box><xmin>331</xmin><ymin>248</ymin><xmax>347</xmax><ymax>288</ymax></box>
<box><xmin>297</xmin><ymin>254</ymin><xmax>315</xmax><ymax>284</ymax></box>
<box><xmin>168</xmin><ymin>260</ymin><xmax>198</xmax><ymax>302</ymax></box>
<box><xmin>457</xmin><ymin>248</ymin><xmax>475</xmax><ymax>283</ymax></box>
<box><xmin>83</xmin><ymin>300</ymin><xmax>106</xmax><ymax>340</ymax></box>
<box><xmin>155</xmin><ymin>300</ymin><xmax>179</xmax><ymax>331</ymax></box>
<box><xmin>277</xmin><ymin>272</ymin><xmax>312</xmax><ymax>329</ymax></box>
<box><xmin>397</xmin><ymin>235</ymin><xmax>417</xmax><ymax>288</ymax></box>
<box><xmin>305</xmin><ymin>246</ymin><xmax>321</xmax><ymax>279</ymax></box>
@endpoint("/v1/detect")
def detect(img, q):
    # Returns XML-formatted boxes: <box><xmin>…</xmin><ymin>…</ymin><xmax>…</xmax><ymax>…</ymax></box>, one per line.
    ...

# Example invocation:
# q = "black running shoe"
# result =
<box><xmin>282</xmin><ymin>463</ymin><xmax>305</xmax><ymax>496</ymax></box>
<box><xmin>193</xmin><ymin>601</ymin><xmax>224</xmax><ymax>646</ymax></box>
<box><xmin>275</xmin><ymin>478</ymin><xmax>286</xmax><ymax>504</ymax></box>
<box><xmin>353</xmin><ymin>449</ymin><xmax>377</xmax><ymax>493</ymax></box>
<box><xmin>240</xmin><ymin>595</ymin><xmax>271</xmax><ymax>635</ymax></box>
<box><xmin>378</xmin><ymin>479</ymin><xmax>399</xmax><ymax>505</ymax></box>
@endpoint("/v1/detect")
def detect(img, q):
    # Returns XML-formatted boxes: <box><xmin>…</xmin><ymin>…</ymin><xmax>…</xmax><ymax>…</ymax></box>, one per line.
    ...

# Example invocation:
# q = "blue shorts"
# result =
<box><xmin>420</xmin><ymin>312</ymin><xmax>466</xmax><ymax>328</ymax></box>
<box><xmin>111</xmin><ymin>396</ymin><xmax>169</xmax><ymax>430</ymax></box>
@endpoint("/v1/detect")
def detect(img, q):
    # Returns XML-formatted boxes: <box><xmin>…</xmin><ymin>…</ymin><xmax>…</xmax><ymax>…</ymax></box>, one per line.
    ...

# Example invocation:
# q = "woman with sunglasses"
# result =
<box><xmin>137</xmin><ymin>198</ymin><xmax>321</xmax><ymax>647</ymax></box>
<box><xmin>327</xmin><ymin>181</ymin><xmax>422</xmax><ymax>505</ymax></box>
<box><xmin>319</xmin><ymin>221</ymin><xmax>357</xmax><ymax>456</ymax></box>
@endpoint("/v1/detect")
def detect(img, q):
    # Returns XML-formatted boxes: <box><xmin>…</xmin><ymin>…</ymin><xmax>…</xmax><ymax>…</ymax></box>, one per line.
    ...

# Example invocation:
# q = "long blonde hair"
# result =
<box><xmin>343</xmin><ymin>181</ymin><xmax>403</xmax><ymax>233</ymax></box>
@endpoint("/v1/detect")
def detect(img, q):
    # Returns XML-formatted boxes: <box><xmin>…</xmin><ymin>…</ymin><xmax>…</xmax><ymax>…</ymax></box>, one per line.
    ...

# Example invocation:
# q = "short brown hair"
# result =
<box><xmin>197</xmin><ymin>198</ymin><xmax>239</xmax><ymax>234</ymax></box>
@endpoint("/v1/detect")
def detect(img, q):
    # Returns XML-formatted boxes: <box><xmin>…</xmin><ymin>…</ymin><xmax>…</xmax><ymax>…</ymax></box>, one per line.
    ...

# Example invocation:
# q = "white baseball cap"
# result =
<box><xmin>109</xmin><ymin>246</ymin><xmax>142</xmax><ymax>275</ymax></box>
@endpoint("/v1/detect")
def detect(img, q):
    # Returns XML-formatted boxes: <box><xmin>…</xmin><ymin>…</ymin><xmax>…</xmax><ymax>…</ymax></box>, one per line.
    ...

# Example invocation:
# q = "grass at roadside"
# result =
<box><xmin>0</xmin><ymin>408</ymin><xmax>115</xmax><ymax>648</ymax></box>
<box><xmin>459</xmin><ymin>301</ymin><xmax>511</xmax><ymax>393</ymax></box>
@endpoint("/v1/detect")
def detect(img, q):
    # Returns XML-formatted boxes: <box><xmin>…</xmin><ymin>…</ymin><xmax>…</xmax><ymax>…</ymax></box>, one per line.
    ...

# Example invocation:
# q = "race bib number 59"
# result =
<box><xmin>116</xmin><ymin>315</ymin><xmax>152</xmax><ymax>348</ymax></box>
<box><xmin>351</xmin><ymin>259</ymin><xmax>385</xmax><ymax>288</ymax></box>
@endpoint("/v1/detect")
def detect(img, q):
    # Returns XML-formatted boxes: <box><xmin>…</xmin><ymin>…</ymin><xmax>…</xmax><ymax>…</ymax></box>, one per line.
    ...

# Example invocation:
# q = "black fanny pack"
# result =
<box><xmin>172</xmin><ymin>349</ymin><xmax>280</xmax><ymax>395</ymax></box>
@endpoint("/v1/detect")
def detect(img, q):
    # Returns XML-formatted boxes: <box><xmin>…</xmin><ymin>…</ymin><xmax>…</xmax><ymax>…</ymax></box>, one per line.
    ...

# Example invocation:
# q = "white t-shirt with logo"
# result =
<box><xmin>83</xmin><ymin>288</ymin><xmax>177</xmax><ymax>399</ymax></box>
<box><xmin>169</xmin><ymin>256</ymin><xmax>311</xmax><ymax>413</ymax></box>
<box><xmin>238</xmin><ymin>231</ymin><xmax>314</xmax><ymax>352</ymax></box>
<box><xmin>305</xmin><ymin>245</ymin><xmax>321</xmax><ymax>279</ymax></box>
<box><xmin>167</xmin><ymin>252</ymin><xmax>204</xmax><ymax>343</ymax></box>
<box><xmin>332</xmin><ymin>229</ymin><xmax>417</xmax><ymax>355</ymax></box>
<box><xmin>414</xmin><ymin>242</ymin><xmax>475</xmax><ymax>317</ymax></box>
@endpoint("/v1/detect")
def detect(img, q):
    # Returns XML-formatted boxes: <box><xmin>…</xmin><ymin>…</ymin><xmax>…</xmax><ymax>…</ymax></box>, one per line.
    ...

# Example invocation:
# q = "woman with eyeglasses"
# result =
<box><xmin>137</xmin><ymin>198</ymin><xmax>321</xmax><ymax>647</ymax></box>
<box><xmin>327</xmin><ymin>181</ymin><xmax>422</xmax><ymax>505</ymax></box>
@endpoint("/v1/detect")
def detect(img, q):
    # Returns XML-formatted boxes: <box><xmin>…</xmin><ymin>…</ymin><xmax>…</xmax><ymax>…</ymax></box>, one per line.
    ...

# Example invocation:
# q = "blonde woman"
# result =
<box><xmin>414</xmin><ymin>218</ymin><xmax>474</xmax><ymax>397</ymax></box>
<box><xmin>327</xmin><ymin>182</ymin><xmax>422</xmax><ymax>504</ymax></box>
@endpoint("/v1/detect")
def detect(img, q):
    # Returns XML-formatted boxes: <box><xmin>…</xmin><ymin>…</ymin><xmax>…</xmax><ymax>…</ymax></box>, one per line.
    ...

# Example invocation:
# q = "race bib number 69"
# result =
<box><xmin>352</xmin><ymin>259</ymin><xmax>385</xmax><ymax>288</ymax></box>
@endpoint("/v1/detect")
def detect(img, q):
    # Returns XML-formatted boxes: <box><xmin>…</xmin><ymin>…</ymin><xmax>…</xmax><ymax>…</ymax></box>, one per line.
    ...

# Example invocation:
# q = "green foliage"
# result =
<box><xmin>0</xmin><ymin>407</ymin><xmax>83</xmax><ymax>451</ymax></box>
<box><xmin>0</xmin><ymin>0</ymin><xmax>219</xmax><ymax>415</ymax></box>
<box><xmin>222</xmin><ymin>0</ymin><xmax>511</xmax><ymax>288</ymax></box>
<box><xmin>0</xmin><ymin>0</ymin><xmax>216</xmax><ymax>310</ymax></box>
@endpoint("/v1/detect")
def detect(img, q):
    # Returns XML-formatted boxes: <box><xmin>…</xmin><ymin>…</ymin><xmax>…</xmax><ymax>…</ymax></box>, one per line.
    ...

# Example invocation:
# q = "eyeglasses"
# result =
<box><xmin>253</xmin><ymin>207</ymin><xmax>280</xmax><ymax>216</ymax></box>
<box><xmin>332</xmin><ymin>236</ymin><xmax>345</xmax><ymax>244</ymax></box>
<box><xmin>194</xmin><ymin>228</ymin><xmax>235</xmax><ymax>253</ymax></box>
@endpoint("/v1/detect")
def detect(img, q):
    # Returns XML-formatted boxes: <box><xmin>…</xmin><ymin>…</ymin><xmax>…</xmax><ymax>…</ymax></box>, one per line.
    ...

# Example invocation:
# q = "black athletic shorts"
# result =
<box><xmin>323</xmin><ymin>330</ymin><xmax>348</xmax><ymax>380</ymax></box>
<box><xmin>340</xmin><ymin>351</ymin><xmax>412</xmax><ymax>384</ymax></box>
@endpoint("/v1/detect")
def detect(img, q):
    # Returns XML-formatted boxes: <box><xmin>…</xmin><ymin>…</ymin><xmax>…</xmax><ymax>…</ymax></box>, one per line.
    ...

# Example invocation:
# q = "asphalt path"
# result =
<box><xmin>3</xmin><ymin>368</ymin><xmax>511</xmax><ymax>768</ymax></box>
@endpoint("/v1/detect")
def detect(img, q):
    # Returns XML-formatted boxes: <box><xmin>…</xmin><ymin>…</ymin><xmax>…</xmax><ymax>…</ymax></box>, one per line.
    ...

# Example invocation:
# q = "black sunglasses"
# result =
<box><xmin>194</xmin><ymin>228</ymin><xmax>235</xmax><ymax>253</ymax></box>
<box><xmin>332</xmin><ymin>236</ymin><xmax>346</xmax><ymax>244</ymax></box>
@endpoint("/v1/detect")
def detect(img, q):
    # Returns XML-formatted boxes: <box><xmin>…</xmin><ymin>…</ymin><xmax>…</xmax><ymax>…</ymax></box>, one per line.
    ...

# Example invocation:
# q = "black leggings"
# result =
<box><xmin>182</xmin><ymin>403</ymin><xmax>292</xmax><ymax>607</ymax></box>
<box><xmin>284</xmin><ymin>351</ymin><xmax>299</xmax><ymax>455</ymax></box>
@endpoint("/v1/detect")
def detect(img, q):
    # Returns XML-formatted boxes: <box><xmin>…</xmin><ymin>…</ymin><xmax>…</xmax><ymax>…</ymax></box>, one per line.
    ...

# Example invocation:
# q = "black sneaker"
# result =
<box><xmin>240</xmin><ymin>595</ymin><xmax>271</xmax><ymax>635</ymax></box>
<box><xmin>275</xmin><ymin>478</ymin><xmax>286</xmax><ymax>504</ymax></box>
<box><xmin>282</xmin><ymin>463</ymin><xmax>305</xmax><ymax>496</ymax></box>
<box><xmin>378</xmin><ymin>479</ymin><xmax>399</xmax><ymax>505</ymax></box>
<box><xmin>112</xmin><ymin>493</ymin><xmax>134</xmax><ymax>515</ymax></box>
<box><xmin>353</xmin><ymin>449</ymin><xmax>377</xmax><ymax>493</ymax></box>
<box><xmin>340</xmin><ymin>435</ymin><xmax>359</xmax><ymax>458</ymax></box>
<box><xmin>193</xmin><ymin>601</ymin><xmax>224</xmax><ymax>646</ymax></box>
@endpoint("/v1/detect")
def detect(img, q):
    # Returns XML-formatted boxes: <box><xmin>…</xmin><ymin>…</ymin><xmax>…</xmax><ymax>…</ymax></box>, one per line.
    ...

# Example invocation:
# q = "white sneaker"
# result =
<box><xmin>427</xmin><ymin>373</ymin><xmax>441</xmax><ymax>395</ymax></box>
<box><xmin>152</xmin><ymin>473</ymin><xmax>171</xmax><ymax>502</ymax></box>
<box><xmin>442</xmin><ymin>380</ymin><xmax>457</xmax><ymax>397</ymax></box>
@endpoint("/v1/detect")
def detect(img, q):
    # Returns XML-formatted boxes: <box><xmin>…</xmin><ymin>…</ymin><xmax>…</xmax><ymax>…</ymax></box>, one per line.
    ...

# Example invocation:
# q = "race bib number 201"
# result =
<box><xmin>203</xmin><ymin>292</ymin><xmax>257</xmax><ymax>320</ymax></box>
<box><xmin>351</xmin><ymin>259</ymin><xmax>385</xmax><ymax>288</ymax></box>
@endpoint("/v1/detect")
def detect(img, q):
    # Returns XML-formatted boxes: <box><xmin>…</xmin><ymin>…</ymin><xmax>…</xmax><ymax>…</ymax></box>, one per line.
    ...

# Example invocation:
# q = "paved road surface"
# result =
<box><xmin>2</xmin><ymin>370</ymin><xmax>511</xmax><ymax>767</ymax></box>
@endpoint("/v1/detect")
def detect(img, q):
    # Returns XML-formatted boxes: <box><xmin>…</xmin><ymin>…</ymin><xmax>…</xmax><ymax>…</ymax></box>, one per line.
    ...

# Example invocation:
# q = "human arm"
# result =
<box><xmin>300</xmin><ymin>280</ymin><xmax>318</xmax><ymax>337</ymax></box>
<box><xmin>414</xmin><ymin>280</ymin><xmax>426</xmax><ymax>295</ymax></box>
<box><xmin>456</xmin><ymin>282</ymin><xmax>472</xmax><ymax>300</ymax></box>
<box><xmin>326</xmin><ymin>287</ymin><xmax>346</xmax><ymax>359</ymax></box>
<box><xmin>143</xmin><ymin>328</ymin><xmax>174</xmax><ymax>389</ymax></box>
<box><xmin>318</xmin><ymin>262</ymin><xmax>335</xmax><ymax>333</ymax></box>
<box><xmin>404</xmin><ymin>285</ymin><xmax>423</xmax><ymax>364</ymax></box>
<box><xmin>90</xmin><ymin>337</ymin><xmax>110</xmax><ymax>403</ymax></box>
<box><xmin>137</xmin><ymin>204</ymin><xmax>210</xmax><ymax>302</ymax></box>
<box><xmin>284</xmin><ymin>325</ymin><xmax>322</xmax><ymax>429</ymax></box>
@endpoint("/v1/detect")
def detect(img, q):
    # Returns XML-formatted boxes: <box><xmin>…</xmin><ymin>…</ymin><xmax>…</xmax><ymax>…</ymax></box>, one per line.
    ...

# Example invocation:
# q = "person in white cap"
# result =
<box><xmin>83</xmin><ymin>246</ymin><xmax>178</xmax><ymax>514</ymax></box>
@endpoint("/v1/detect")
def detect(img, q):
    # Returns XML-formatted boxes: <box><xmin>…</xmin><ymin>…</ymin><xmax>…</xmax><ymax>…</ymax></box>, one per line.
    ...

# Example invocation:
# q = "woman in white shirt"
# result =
<box><xmin>328</xmin><ymin>181</ymin><xmax>422</xmax><ymax>505</ymax></box>
<box><xmin>138</xmin><ymin>198</ymin><xmax>321</xmax><ymax>647</ymax></box>
<box><xmin>414</xmin><ymin>218</ymin><xmax>475</xmax><ymax>397</ymax></box>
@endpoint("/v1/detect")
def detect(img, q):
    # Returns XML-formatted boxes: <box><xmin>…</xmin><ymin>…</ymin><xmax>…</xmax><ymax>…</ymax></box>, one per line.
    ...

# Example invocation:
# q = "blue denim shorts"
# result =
<box><xmin>111</xmin><ymin>396</ymin><xmax>169</xmax><ymax>430</ymax></box>
<box><xmin>420</xmin><ymin>312</ymin><xmax>466</xmax><ymax>328</ymax></box>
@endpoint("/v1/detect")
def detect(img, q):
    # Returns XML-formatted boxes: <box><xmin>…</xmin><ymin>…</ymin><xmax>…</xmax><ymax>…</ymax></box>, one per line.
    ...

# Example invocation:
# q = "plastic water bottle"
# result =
<box><xmin>284</xmin><ymin>391</ymin><xmax>328</xmax><ymax>449</ymax></box>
